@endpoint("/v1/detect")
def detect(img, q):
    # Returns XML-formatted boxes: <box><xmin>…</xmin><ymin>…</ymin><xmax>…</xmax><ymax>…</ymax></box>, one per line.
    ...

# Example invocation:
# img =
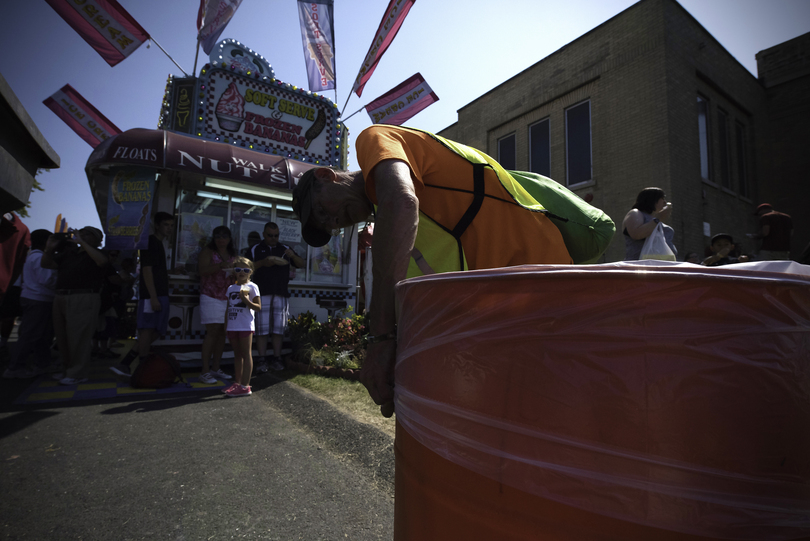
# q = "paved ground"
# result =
<box><xmin>0</xmin><ymin>347</ymin><xmax>395</xmax><ymax>540</ymax></box>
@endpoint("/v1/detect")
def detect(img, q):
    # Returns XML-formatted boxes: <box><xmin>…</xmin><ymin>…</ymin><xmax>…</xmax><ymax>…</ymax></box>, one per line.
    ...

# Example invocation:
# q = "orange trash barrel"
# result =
<box><xmin>393</xmin><ymin>261</ymin><xmax>810</xmax><ymax>541</ymax></box>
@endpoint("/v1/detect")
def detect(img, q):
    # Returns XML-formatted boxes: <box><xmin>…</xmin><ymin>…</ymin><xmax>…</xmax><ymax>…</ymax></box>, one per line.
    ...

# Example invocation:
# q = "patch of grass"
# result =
<box><xmin>286</xmin><ymin>373</ymin><xmax>395</xmax><ymax>437</ymax></box>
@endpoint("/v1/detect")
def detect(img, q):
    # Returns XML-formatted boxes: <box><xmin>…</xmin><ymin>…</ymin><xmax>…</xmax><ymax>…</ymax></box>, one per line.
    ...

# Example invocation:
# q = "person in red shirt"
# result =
<box><xmin>747</xmin><ymin>203</ymin><xmax>793</xmax><ymax>260</ymax></box>
<box><xmin>0</xmin><ymin>212</ymin><xmax>30</xmax><ymax>354</ymax></box>
<box><xmin>0</xmin><ymin>212</ymin><xmax>30</xmax><ymax>302</ymax></box>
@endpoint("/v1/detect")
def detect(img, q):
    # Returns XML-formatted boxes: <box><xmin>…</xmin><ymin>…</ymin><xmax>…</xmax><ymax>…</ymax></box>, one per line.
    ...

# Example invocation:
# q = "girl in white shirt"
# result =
<box><xmin>223</xmin><ymin>257</ymin><xmax>261</xmax><ymax>397</ymax></box>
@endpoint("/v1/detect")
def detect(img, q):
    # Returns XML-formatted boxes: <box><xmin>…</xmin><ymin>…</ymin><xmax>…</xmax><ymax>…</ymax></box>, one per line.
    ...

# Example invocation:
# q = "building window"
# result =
<box><xmin>717</xmin><ymin>109</ymin><xmax>731</xmax><ymax>189</ymax></box>
<box><xmin>498</xmin><ymin>133</ymin><xmax>516</xmax><ymax>170</ymax></box>
<box><xmin>529</xmin><ymin>119</ymin><xmax>550</xmax><ymax>177</ymax></box>
<box><xmin>565</xmin><ymin>100</ymin><xmax>592</xmax><ymax>185</ymax></box>
<box><xmin>174</xmin><ymin>189</ymin><xmax>351</xmax><ymax>285</ymax></box>
<box><xmin>697</xmin><ymin>96</ymin><xmax>711</xmax><ymax>180</ymax></box>
<box><xmin>736</xmin><ymin>122</ymin><xmax>748</xmax><ymax>198</ymax></box>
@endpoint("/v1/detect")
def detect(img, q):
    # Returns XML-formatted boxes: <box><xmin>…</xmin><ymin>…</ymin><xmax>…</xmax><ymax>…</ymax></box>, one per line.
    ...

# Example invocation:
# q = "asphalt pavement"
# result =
<box><xmin>0</xmin><ymin>355</ymin><xmax>395</xmax><ymax>540</ymax></box>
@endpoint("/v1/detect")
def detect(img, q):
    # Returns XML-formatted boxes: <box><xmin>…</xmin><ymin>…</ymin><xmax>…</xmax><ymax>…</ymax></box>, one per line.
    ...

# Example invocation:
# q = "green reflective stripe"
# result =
<box><xmin>423</xmin><ymin>130</ymin><xmax>547</xmax><ymax>212</ymax></box>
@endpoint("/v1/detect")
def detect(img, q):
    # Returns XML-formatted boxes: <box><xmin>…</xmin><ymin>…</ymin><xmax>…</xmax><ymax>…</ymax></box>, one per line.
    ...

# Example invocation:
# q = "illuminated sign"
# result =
<box><xmin>168</xmin><ymin>77</ymin><xmax>196</xmax><ymax>134</ymax></box>
<box><xmin>160</xmin><ymin>39</ymin><xmax>344</xmax><ymax>168</ymax></box>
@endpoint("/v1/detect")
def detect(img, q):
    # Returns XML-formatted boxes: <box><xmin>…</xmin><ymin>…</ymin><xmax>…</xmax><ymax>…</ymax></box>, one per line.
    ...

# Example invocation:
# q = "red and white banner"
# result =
<box><xmin>197</xmin><ymin>0</ymin><xmax>243</xmax><ymax>54</ymax></box>
<box><xmin>43</xmin><ymin>84</ymin><xmax>121</xmax><ymax>148</ymax></box>
<box><xmin>366</xmin><ymin>73</ymin><xmax>438</xmax><ymax>126</ymax></box>
<box><xmin>44</xmin><ymin>0</ymin><xmax>149</xmax><ymax>67</ymax></box>
<box><xmin>297</xmin><ymin>0</ymin><xmax>336</xmax><ymax>92</ymax></box>
<box><xmin>351</xmin><ymin>0</ymin><xmax>416</xmax><ymax>97</ymax></box>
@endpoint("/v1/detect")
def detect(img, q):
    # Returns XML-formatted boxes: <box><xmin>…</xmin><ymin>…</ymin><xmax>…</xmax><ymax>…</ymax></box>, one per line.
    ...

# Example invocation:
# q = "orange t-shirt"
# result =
<box><xmin>356</xmin><ymin>125</ymin><xmax>572</xmax><ymax>270</ymax></box>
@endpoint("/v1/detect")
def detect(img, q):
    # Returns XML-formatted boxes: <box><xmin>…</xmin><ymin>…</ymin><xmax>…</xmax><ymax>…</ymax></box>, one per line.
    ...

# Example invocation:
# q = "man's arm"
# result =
<box><xmin>142</xmin><ymin>266</ymin><xmax>161</xmax><ymax>311</ymax></box>
<box><xmin>285</xmin><ymin>248</ymin><xmax>305</xmax><ymax>268</ymax></box>
<box><xmin>41</xmin><ymin>235</ymin><xmax>60</xmax><ymax>269</ymax></box>
<box><xmin>360</xmin><ymin>159</ymin><xmax>419</xmax><ymax>409</ymax></box>
<box><xmin>73</xmin><ymin>231</ymin><xmax>108</xmax><ymax>267</ymax></box>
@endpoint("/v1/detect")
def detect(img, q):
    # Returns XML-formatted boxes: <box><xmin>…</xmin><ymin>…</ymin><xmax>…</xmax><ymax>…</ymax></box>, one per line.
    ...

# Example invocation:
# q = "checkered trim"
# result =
<box><xmin>180</xmin><ymin>329</ymin><xmax>206</xmax><ymax>340</ymax></box>
<box><xmin>290</xmin><ymin>288</ymin><xmax>353</xmax><ymax>300</ymax></box>
<box><xmin>203</xmin><ymin>70</ymin><xmax>336</xmax><ymax>161</ymax></box>
<box><xmin>165</xmin><ymin>329</ymin><xmax>184</xmax><ymax>340</ymax></box>
<box><xmin>169</xmin><ymin>283</ymin><xmax>200</xmax><ymax>295</ymax></box>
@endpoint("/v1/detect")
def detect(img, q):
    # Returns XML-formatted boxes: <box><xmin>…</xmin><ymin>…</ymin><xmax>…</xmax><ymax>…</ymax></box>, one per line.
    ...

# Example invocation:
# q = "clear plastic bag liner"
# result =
<box><xmin>394</xmin><ymin>261</ymin><xmax>810</xmax><ymax>539</ymax></box>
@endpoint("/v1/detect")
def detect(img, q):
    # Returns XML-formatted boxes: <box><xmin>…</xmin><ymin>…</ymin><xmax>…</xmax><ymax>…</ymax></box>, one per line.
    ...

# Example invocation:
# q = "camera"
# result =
<box><xmin>51</xmin><ymin>230</ymin><xmax>78</xmax><ymax>262</ymax></box>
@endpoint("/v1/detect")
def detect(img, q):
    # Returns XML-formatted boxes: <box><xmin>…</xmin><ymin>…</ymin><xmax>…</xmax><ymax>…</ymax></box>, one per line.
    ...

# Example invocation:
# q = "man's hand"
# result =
<box><xmin>45</xmin><ymin>234</ymin><xmax>61</xmax><ymax>252</ymax></box>
<box><xmin>68</xmin><ymin>230</ymin><xmax>85</xmax><ymax>249</ymax></box>
<box><xmin>150</xmin><ymin>297</ymin><xmax>161</xmax><ymax>312</ymax></box>
<box><xmin>359</xmin><ymin>340</ymin><xmax>397</xmax><ymax>415</ymax></box>
<box><xmin>264</xmin><ymin>255</ymin><xmax>287</xmax><ymax>266</ymax></box>
<box><xmin>718</xmin><ymin>245</ymin><xmax>733</xmax><ymax>258</ymax></box>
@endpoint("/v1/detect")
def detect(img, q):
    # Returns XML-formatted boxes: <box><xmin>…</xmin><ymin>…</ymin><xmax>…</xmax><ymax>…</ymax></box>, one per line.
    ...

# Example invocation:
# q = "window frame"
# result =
<box><xmin>565</xmin><ymin>100</ymin><xmax>593</xmax><ymax>187</ymax></box>
<box><xmin>529</xmin><ymin>117</ymin><xmax>551</xmax><ymax>178</ymax></box>
<box><xmin>497</xmin><ymin>132</ymin><xmax>517</xmax><ymax>171</ymax></box>
<box><xmin>717</xmin><ymin>108</ymin><xmax>731</xmax><ymax>190</ymax></box>
<box><xmin>735</xmin><ymin>122</ymin><xmax>749</xmax><ymax>198</ymax></box>
<box><xmin>697</xmin><ymin>95</ymin><xmax>712</xmax><ymax>182</ymax></box>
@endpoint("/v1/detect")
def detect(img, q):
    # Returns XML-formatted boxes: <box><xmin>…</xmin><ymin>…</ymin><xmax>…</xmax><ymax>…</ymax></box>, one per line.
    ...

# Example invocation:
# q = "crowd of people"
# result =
<box><xmin>621</xmin><ymin>188</ymin><xmax>793</xmax><ymax>267</ymax></box>
<box><xmin>1</xmin><ymin>211</ymin><xmax>301</xmax><ymax>397</ymax></box>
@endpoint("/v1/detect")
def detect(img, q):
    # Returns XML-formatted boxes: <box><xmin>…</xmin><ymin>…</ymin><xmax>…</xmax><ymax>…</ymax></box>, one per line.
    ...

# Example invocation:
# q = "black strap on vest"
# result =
<box><xmin>448</xmin><ymin>163</ymin><xmax>486</xmax><ymax>270</ymax></box>
<box><xmin>452</xmin><ymin>163</ymin><xmax>485</xmax><ymax>238</ymax></box>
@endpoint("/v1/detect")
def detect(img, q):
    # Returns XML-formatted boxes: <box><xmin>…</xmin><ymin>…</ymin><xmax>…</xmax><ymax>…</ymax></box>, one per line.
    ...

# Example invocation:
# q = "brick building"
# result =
<box><xmin>438</xmin><ymin>0</ymin><xmax>809</xmax><ymax>262</ymax></box>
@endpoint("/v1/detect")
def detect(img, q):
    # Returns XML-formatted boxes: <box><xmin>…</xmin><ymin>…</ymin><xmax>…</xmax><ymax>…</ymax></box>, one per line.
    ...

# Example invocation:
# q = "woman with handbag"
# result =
<box><xmin>622</xmin><ymin>187</ymin><xmax>677</xmax><ymax>260</ymax></box>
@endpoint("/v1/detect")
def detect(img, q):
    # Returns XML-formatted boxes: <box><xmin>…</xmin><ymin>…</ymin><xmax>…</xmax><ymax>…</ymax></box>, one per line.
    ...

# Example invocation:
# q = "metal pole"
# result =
<box><xmin>340</xmin><ymin>90</ymin><xmax>352</xmax><ymax>118</ymax></box>
<box><xmin>192</xmin><ymin>39</ymin><xmax>201</xmax><ymax>77</ymax></box>
<box><xmin>150</xmin><ymin>38</ymin><xmax>189</xmax><ymax>76</ymax></box>
<box><xmin>342</xmin><ymin>106</ymin><xmax>365</xmax><ymax>122</ymax></box>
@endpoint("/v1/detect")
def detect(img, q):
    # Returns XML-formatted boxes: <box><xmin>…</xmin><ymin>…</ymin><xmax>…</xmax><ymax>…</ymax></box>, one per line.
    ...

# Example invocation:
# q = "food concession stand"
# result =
<box><xmin>85</xmin><ymin>40</ymin><xmax>356</xmax><ymax>346</ymax></box>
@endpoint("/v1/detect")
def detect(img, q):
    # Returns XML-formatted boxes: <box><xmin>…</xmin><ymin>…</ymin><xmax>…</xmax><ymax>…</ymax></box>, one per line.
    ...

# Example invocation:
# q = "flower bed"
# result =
<box><xmin>286</xmin><ymin>308</ymin><xmax>367</xmax><ymax>379</ymax></box>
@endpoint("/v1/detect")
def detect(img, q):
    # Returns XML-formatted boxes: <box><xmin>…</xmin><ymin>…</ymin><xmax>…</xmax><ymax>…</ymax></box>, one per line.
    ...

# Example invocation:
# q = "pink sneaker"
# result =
<box><xmin>221</xmin><ymin>383</ymin><xmax>239</xmax><ymax>394</ymax></box>
<box><xmin>225</xmin><ymin>384</ymin><xmax>252</xmax><ymax>397</ymax></box>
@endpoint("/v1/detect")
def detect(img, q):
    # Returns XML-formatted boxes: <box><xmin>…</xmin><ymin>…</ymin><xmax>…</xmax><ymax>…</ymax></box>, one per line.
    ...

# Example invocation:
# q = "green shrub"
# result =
<box><xmin>288</xmin><ymin>307</ymin><xmax>367</xmax><ymax>369</ymax></box>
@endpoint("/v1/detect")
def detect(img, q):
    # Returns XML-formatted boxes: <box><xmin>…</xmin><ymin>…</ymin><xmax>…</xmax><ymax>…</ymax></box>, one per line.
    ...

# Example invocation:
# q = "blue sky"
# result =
<box><xmin>2</xmin><ymin>0</ymin><xmax>808</xmax><ymax>236</ymax></box>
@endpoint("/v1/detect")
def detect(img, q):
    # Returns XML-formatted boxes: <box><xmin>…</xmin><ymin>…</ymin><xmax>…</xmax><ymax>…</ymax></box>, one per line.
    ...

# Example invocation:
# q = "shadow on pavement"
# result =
<box><xmin>0</xmin><ymin>410</ymin><xmax>60</xmax><ymax>440</ymax></box>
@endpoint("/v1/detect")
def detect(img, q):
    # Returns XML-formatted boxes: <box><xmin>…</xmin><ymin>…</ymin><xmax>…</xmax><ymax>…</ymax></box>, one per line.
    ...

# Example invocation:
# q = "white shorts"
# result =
<box><xmin>199</xmin><ymin>294</ymin><xmax>227</xmax><ymax>325</ymax></box>
<box><xmin>255</xmin><ymin>295</ymin><xmax>289</xmax><ymax>336</ymax></box>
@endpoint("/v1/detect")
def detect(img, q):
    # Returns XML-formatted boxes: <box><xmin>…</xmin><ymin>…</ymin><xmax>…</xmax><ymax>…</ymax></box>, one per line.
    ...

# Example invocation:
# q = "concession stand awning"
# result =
<box><xmin>85</xmin><ymin>127</ymin><xmax>317</xmax><ymax>224</ymax></box>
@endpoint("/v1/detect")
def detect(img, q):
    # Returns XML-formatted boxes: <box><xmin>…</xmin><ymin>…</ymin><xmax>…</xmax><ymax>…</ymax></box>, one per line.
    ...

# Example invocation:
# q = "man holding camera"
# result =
<box><xmin>42</xmin><ymin>227</ymin><xmax>109</xmax><ymax>385</ymax></box>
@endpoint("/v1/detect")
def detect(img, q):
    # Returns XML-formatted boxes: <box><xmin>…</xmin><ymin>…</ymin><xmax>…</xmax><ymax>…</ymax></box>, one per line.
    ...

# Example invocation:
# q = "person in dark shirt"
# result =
<box><xmin>247</xmin><ymin>222</ymin><xmax>304</xmax><ymax>372</ymax></box>
<box><xmin>42</xmin><ymin>226</ymin><xmax>109</xmax><ymax>385</ymax></box>
<box><xmin>111</xmin><ymin>212</ymin><xmax>174</xmax><ymax>377</ymax></box>
<box><xmin>701</xmin><ymin>234</ymin><xmax>739</xmax><ymax>267</ymax></box>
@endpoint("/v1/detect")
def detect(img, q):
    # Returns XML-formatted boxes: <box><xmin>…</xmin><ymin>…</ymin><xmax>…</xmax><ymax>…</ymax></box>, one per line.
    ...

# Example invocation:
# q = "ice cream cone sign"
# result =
<box><xmin>304</xmin><ymin>109</ymin><xmax>326</xmax><ymax>149</ymax></box>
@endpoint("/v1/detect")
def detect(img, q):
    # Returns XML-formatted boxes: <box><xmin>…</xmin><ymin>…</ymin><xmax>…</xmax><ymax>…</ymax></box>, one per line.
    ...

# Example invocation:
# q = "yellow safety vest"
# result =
<box><xmin>400</xmin><ymin>128</ymin><xmax>549</xmax><ymax>278</ymax></box>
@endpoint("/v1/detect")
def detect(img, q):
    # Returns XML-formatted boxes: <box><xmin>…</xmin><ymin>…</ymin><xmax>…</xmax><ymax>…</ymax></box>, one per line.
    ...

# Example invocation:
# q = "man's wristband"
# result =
<box><xmin>367</xmin><ymin>331</ymin><xmax>397</xmax><ymax>344</ymax></box>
